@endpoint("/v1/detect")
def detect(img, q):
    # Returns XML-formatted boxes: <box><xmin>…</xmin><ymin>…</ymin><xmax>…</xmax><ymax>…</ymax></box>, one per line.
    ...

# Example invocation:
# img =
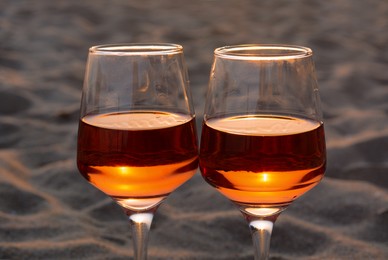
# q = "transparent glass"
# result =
<box><xmin>77</xmin><ymin>43</ymin><xmax>198</xmax><ymax>259</ymax></box>
<box><xmin>199</xmin><ymin>44</ymin><xmax>326</xmax><ymax>259</ymax></box>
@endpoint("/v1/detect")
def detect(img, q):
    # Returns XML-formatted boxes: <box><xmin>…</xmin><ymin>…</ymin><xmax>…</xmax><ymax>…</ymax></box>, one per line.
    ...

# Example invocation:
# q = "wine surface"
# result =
<box><xmin>199</xmin><ymin>115</ymin><xmax>326</xmax><ymax>206</ymax></box>
<box><xmin>77</xmin><ymin>111</ymin><xmax>198</xmax><ymax>200</ymax></box>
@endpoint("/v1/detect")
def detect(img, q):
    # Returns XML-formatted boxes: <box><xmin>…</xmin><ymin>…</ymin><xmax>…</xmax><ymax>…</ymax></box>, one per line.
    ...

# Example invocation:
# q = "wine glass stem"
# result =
<box><xmin>249</xmin><ymin>220</ymin><xmax>274</xmax><ymax>260</ymax></box>
<box><xmin>129</xmin><ymin>212</ymin><xmax>154</xmax><ymax>260</ymax></box>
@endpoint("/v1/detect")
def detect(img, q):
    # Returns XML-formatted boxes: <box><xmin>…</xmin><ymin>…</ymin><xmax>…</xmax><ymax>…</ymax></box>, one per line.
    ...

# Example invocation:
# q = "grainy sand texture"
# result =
<box><xmin>0</xmin><ymin>0</ymin><xmax>387</xmax><ymax>259</ymax></box>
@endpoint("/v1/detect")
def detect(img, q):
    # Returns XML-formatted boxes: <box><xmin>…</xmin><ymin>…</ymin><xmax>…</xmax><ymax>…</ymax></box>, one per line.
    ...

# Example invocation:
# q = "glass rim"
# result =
<box><xmin>214</xmin><ymin>44</ymin><xmax>313</xmax><ymax>60</ymax></box>
<box><xmin>89</xmin><ymin>43</ymin><xmax>183</xmax><ymax>55</ymax></box>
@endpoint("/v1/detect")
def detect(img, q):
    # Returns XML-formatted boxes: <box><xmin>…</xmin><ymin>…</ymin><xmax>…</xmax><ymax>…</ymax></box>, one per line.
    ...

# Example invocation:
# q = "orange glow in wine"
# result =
<box><xmin>199</xmin><ymin>115</ymin><xmax>326</xmax><ymax>205</ymax></box>
<box><xmin>77</xmin><ymin>111</ymin><xmax>198</xmax><ymax>199</ymax></box>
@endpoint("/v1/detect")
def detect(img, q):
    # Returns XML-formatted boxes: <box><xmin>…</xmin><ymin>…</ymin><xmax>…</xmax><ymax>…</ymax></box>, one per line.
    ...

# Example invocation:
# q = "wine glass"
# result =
<box><xmin>77</xmin><ymin>43</ymin><xmax>198</xmax><ymax>259</ymax></box>
<box><xmin>199</xmin><ymin>44</ymin><xmax>326</xmax><ymax>259</ymax></box>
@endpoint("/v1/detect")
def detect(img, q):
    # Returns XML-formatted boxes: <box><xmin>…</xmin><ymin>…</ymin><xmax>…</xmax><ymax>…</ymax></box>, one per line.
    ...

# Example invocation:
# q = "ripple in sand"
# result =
<box><xmin>356</xmin><ymin>208</ymin><xmax>388</xmax><ymax>243</ymax></box>
<box><xmin>0</xmin><ymin>122</ymin><xmax>20</xmax><ymax>148</ymax></box>
<box><xmin>0</xmin><ymin>91</ymin><xmax>31</xmax><ymax>114</ymax></box>
<box><xmin>0</xmin><ymin>242</ymin><xmax>120</xmax><ymax>260</ymax></box>
<box><xmin>0</xmin><ymin>183</ymin><xmax>48</xmax><ymax>215</ymax></box>
<box><xmin>271</xmin><ymin>221</ymin><xmax>329</xmax><ymax>256</ymax></box>
<box><xmin>336</xmin><ymin>165</ymin><xmax>388</xmax><ymax>190</ymax></box>
<box><xmin>87</xmin><ymin>200</ymin><xmax>125</xmax><ymax>222</ymax></box>
<box><xmin>318</xmin><ymin>203</ymin><xmax>372</xmax><ymax>226</ymax></box>
<box><xmin>0</xmin><ymin>226</ymin><xmax>65</xmax><ymax>242</ymax></box>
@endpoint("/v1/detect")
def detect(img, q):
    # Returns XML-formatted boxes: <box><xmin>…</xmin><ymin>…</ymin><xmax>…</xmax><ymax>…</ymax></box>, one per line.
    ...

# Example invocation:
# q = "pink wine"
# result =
<box><xmin>77</xmin><ymin>111</ymin><xmax>198</xmax><ymax>200</ymax></box>
<box><xmin>199</xmin><ymin>115</ymin><xmax>326</xmax><ymax>206</ymax></box>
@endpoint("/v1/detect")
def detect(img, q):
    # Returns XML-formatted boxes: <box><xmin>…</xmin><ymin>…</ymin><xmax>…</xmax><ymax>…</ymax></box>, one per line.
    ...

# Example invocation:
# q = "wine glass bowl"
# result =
<box><xmin>77</xmin><ymin>43</ymin><xmax>198</xmax><ymax>259</ymax></box>
<box><xmin>77</xmin><ymin>111</ymin><xmax>198</xmax><ymax>211</ymax></box>
<box><xmin>200</xmin><ymin>115</ymin><xmax>325</xmax><ymax>209</ymax></box>
<box><xmin>199</xmin><ymin>44</ymin><xmax>326</xmax><ymax>259</ymax></box>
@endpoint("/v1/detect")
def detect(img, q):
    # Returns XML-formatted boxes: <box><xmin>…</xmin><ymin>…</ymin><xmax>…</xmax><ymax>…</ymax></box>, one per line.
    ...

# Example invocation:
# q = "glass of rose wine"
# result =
<box><xmin>199</xmin><ymin>44</ymin><xmax>326</xmax><ymax>259</ymax></box>
<box><xmin>77</xmin><ymin>43</ymin><xmax>198</xmax><ymax>259</ymax></box>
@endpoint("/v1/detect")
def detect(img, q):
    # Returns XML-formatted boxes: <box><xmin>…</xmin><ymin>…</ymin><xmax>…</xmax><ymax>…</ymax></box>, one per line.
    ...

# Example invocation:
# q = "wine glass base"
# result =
<box><xmin>235</xmin><ymin>202</ymin><xmax>289</xmax><ymax>218</ymax></box>
<box><xmin>115</xmin><ymin>196</ymin><xmax>166</xmax><ymax>213</ymax></box>
<box><xmin>240</xmin><ymin>207</ymin><xmax>285</xmax><ymax>218</ymax></box>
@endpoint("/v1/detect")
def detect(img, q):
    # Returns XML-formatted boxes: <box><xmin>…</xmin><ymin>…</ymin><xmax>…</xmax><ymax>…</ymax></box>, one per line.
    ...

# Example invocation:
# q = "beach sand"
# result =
<box><xmin>0</xmin><ymin>0</ymin><xmax>387</xmax><ymax>259</ymax></box>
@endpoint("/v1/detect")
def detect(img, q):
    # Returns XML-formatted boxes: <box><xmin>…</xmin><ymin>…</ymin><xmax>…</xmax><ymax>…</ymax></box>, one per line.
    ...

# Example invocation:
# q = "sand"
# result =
<box><xmin>1</xmin><ymin>0</ymin><xmax>387</xmax><ymax>259</ymax></box>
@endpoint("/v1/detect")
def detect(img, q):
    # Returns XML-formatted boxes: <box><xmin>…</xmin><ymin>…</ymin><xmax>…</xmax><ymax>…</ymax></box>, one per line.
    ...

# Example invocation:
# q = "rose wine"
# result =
<box><xmin>77</xmin><ymin>111</ymin><xmax>198</xmax><ymax>201</ymax></box>
<box><xmin>199</xmin><ymin>115</ymin><xmax>326</xmax><ymax>206</ymax></box>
